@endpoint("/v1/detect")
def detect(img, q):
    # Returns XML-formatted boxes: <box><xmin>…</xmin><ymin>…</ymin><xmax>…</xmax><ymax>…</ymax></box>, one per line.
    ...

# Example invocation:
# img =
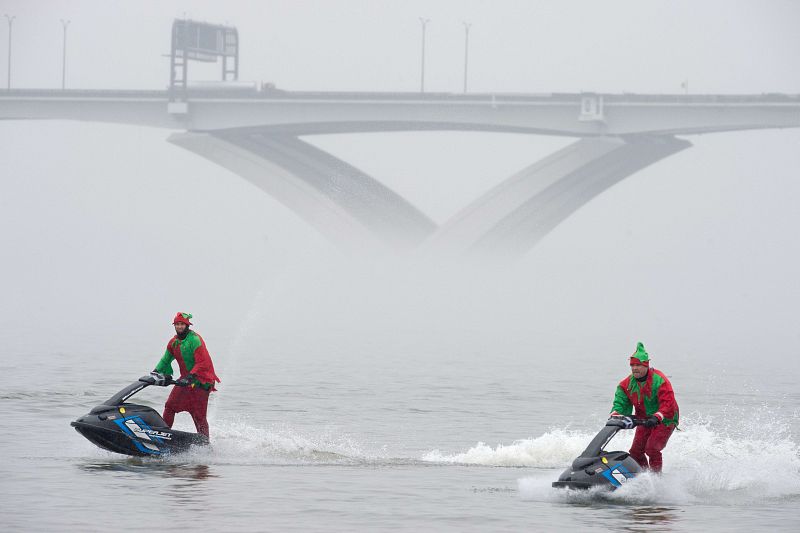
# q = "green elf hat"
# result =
<box><xmin>172</xmin><ymin>312</ymin><xmax>193</xmax><ymax>326</ymax></box>
<box><xmin>629</xmin><ymin>342</ymin><xmax>650</xmax><ymax>367</ymax></box>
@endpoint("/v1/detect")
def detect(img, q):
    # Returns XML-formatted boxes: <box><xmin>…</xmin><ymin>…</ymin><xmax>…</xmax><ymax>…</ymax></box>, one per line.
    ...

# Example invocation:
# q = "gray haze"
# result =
<box><xmin>2</xmin><ymin>0</ymin><xmax>798</xmax><ymax>360</ymax></box>
<box><xmin>2</xmin><ymin>1</ymin><xmax>800</xmax><ymax>530</ymax></box>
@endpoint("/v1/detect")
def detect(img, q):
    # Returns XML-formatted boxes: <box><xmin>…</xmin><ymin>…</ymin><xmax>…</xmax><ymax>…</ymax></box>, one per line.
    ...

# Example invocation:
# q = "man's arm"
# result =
<box><xmin>610</xmin><ymin>384</ymin><xmax>633</xmax><ymax>416</ymax></box>
<box><xmin>153</xmin><ymin>346</ymin><xmax>174</xmax><ymax>376</ymax></box>
<box><xmin>653</xmin><ymin>376</ymin><xmax>678</xmax><ymax>423</ymax></box>
<box><xmin>189</xmin><ymin>339</ymin><xmax>219</xmax><ymax>386</ymax></box>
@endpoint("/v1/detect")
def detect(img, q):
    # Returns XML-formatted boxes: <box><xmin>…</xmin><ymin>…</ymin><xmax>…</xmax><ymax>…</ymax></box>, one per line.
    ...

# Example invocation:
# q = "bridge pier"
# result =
<box><xmin>168</xmin><ymin>129</ymin><xmax>436</xmax><ymax>252</ymax></box>
<box><xmin>424</xmin><ymin>135</ymin><xmax>692</xmax><ymax>259</ymax></box>
<box><xmin>171</xmin><ymin>131</ymin><xmax>691</xmax><ymax>259</ymax></box>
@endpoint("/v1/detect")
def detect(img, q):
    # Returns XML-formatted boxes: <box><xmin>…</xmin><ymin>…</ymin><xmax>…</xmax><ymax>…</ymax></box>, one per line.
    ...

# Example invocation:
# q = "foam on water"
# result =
<box><xmin>167</xmin><ymin>417</ymin><xmax>379</xmax><ymax>465</ymax></box>
<box><xmin>422</xmin><ymin>427</ymin><xmax>597</xmax><ymax>467</ymax></box>
<box><xmin>422</xmin><ymin>412</ymin><xmax>800</xmax><ymax>505</ymax></box>
<box><xmin>517</xmin><ymin>414</ymin><xmax>800</xmax><ymax>505</ymax></box>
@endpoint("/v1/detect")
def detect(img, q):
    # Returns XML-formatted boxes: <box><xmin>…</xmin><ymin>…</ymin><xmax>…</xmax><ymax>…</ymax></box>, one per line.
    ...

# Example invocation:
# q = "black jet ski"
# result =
<box><xmin>71</xmin><ymin>375</ymin><xmax>208</xmax><ymax>457</ymax></box>
<box><xmin>552</xmin><ymin>417</ymin><xmax>645</xmax><ymax>490</ymax></box>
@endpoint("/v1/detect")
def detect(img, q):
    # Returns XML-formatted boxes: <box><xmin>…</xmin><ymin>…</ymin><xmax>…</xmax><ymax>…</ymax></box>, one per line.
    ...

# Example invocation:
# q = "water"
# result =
<box><xmin>1</xmin><ymin>332</ymin><xmax>798</xmax><ymax>532</ymax></box>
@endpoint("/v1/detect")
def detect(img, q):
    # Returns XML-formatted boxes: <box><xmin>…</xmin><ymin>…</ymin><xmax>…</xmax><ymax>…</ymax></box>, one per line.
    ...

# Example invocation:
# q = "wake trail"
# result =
<box><xmin>422</xmin><ymin>412</ymin><xmax>800</xmax><ymax>504</ymax></box>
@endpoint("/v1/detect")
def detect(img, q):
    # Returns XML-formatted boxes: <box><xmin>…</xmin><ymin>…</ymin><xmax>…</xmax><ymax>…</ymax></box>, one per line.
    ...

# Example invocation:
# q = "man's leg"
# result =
<box><xmin>187</xmin><ymin>388</ymin><xmax>211</xmax><ymax>438</ymax></box>
<box><xmin>162</xmin><ymin>388</ymin><xmax>185</xmax><ymax>428</ymax></box>
<box><xmin>644</xmin><ymin>424</ymin><xmax>675</xmax><ymax>472</ymax></box>
<box><xmin>162</xmin><ymin>406</ymin><xmax>176</xmax><ymax>428</ymax></box>
<box><xmin>629</xmin><ymin>426</ymin><xmax>651</xmax><ymax>469</ymax></box>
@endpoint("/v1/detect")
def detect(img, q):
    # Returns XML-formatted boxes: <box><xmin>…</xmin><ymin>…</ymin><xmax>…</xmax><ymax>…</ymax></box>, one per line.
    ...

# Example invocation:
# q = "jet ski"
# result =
<box><xmin>71</xmin><ymin>374</ymin><xmax>208</xmax><ymax>457</ymax></box>
<box><xmin>552</xmin><ymin>417</ymin><xmax>644</xmax><ymax>490</ymax></box>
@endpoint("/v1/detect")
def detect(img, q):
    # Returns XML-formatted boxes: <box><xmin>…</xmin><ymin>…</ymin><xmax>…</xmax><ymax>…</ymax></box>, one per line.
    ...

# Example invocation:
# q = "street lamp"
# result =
<box><xmin>4</xmin><ymin>14</ymin><xmax>14</xmax><ymax>90</ymax></box>
<box><xmin>419</xmin><ymin>17</ymin><xmax>429</xmax><ymax>93</ymax></box>
<box><xmin>60</xmin><ymin>19</ymin><xmax>70</xmax><ymax>89</ymax></box>
<box><xmin>462</xmin><ymin>22</ymin><xmax>471</xmax><ymax>93</ymax></box>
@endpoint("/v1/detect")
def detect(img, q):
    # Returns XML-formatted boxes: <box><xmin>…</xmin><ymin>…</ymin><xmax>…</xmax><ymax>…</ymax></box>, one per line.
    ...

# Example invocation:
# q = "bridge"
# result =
<box><xmin>2</xmin><ymin>88</ymin><xmax>799</xmax><ymax>257</ymax></box>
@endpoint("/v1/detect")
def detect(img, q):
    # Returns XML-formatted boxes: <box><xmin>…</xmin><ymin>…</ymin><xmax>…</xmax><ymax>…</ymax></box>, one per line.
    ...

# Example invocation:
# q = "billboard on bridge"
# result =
<box><xmin>170</xmin><ymin>19</ymin><xmax>239</xmax><ymax>99</ymax></box>
<box><xmin>173</xmin><ymin>20</ymin><xmax>237</xmax><ymax>62</ymax></box>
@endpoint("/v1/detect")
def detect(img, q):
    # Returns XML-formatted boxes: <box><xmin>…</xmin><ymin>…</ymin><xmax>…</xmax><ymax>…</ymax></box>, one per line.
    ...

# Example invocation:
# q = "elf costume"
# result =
<box><xmin>610</xmin><ymin>342</ymin><xmax>679</xmax><ymax>472</ymax></box>
<box><xmin>154</xmin><ymin>312</ymin><xmax>221</xmax><ymax>437</ymax></box>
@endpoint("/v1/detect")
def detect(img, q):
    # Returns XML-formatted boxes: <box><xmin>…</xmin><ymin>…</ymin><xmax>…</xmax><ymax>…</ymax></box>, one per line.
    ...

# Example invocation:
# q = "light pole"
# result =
<box><xmin>4</xmin><ymin>14</ymin><xmax>14</xmax><ymax>90</ymax></box>
<box><xmin>419</xmin><ymin>17</ymin><xmax>429</xmax><ymax>93</ymax></box>
<box><xmin>60</xmin><ymin>19</ymin><xmax>70</xmax><ymax>89</ymax></box>
<box><xmin>462</xmin><ymin>22</ymin><xmax>471</xmax><ymax>93</ymax></box>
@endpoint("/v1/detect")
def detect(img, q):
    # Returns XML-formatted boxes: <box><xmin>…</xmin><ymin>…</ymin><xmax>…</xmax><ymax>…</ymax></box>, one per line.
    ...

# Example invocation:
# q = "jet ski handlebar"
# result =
<box><xmin>140</xmin><ymin>373</ymin><xmax>194</xmax><ymax>387</ymax></box>
<box><xmin>571</xmin><ymin>417</ymin><xmax>647</xmax><ymax>460</ymax></box>
<box><xmin>606</xmin><ymin>416</ymin><xmax>647</xmax><ymax>429</ymax></box>
<box><xmin>96</xmin><ymin>375</ymin><xmax>183</xmax><ymax>408</ymax></box>
<box><xmin>140</xmin><ymin>373</ymin><xmax>174</xmax><ymax>387</ymax></box>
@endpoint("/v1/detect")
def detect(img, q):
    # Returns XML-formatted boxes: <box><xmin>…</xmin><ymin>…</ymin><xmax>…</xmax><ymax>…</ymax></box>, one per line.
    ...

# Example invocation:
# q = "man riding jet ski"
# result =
<box><xmin>553</xmin><ymin>343</ymin><xmax>679</xmax><ymax>490</ymax></box>
<box><xmin>71</xmin><ymin>374</ymin><xmax>208</xmax><ymax>457</ymax></box>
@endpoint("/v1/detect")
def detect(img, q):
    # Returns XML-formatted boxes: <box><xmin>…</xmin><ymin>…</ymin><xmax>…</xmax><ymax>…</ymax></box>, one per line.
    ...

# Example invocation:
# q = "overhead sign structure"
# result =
<box><xmin>170</xmin><ymin>19</ymin><xmax>239</xmax><ymax>100</ymax></box>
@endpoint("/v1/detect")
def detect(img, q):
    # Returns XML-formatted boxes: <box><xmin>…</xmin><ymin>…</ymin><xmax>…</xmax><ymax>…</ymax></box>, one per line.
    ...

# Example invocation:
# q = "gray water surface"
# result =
<box><xmin>2</xmin><ymin>337</ymin><xmax>798</xmax><ymax>531</ymax></box>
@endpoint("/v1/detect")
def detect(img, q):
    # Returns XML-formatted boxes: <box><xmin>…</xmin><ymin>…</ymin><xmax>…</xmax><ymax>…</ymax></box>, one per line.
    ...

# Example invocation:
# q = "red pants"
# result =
<box><xmin>163</xmin><ymin>386</ymin><xmax>211</xmax><ymax>437</ymax></box>
<box><xmin>629</xmin><ymin>424</ymin><xmax>674</xmax><ymax>472</ymax></box>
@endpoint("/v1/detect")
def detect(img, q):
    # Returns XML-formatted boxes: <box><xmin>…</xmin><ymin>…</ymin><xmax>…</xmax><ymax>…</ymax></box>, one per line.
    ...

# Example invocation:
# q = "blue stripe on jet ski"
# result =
<box><xmin>601</xmin><ymin>463</ymin><xmax>634</xmax><ymax>487</ymax></box>
<box><xmin>113</xmin><ymin>416</ymin><xmax>164</xmax><ymax>455</ymax></box>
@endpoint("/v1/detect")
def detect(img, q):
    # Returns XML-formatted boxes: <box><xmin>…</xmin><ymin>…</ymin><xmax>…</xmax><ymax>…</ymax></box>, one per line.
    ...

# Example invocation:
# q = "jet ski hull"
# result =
<box><xmin>551</xmin><ymin>481</ymin><xmax>592</xmax><ymax>490</ymax></box>
<box><xmin>552</xmin><ymin>418</ymin><xmax>645</xmax><ymax>490</ymax></box>
<box><xmin>72</xmin><ymin>402</ymin><xmax>208</xmax><ymax>457</ymax></box>
<box><xmin>552</xmin><ymin>451</ymin><xmax>640</xmax><ymax>490</ymax></box>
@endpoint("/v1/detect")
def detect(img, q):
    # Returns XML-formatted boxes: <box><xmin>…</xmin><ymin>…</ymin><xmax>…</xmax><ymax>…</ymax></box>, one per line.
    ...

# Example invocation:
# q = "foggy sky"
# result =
<box><xmin>1</xmin><ymin>1</ymin><xmax>799</xmax><ymax>371</ymax></box>
<box><xmin>3</xmin><ymin>1</ymin><xmax>800</xmax><ymax>93</ymax></box>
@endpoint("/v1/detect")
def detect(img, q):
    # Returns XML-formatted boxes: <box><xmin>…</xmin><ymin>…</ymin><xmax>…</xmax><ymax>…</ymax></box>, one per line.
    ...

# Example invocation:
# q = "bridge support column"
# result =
<box><xmin>168</xmin><ymin>130</ymin><xmax>436</xmax><ymax>252</ymax></box>
<box><xmin>424</xmin><ymin>135</ymin><xmax>692</xmax><ymax>260</ymax></box>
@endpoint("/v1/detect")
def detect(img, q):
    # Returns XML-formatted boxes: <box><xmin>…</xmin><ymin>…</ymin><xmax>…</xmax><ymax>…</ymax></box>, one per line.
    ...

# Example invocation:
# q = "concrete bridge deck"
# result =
<box><xmin>2</xmin><ymin>89</ymin><xmax>798</xmax><ymax>136</ymax></box>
